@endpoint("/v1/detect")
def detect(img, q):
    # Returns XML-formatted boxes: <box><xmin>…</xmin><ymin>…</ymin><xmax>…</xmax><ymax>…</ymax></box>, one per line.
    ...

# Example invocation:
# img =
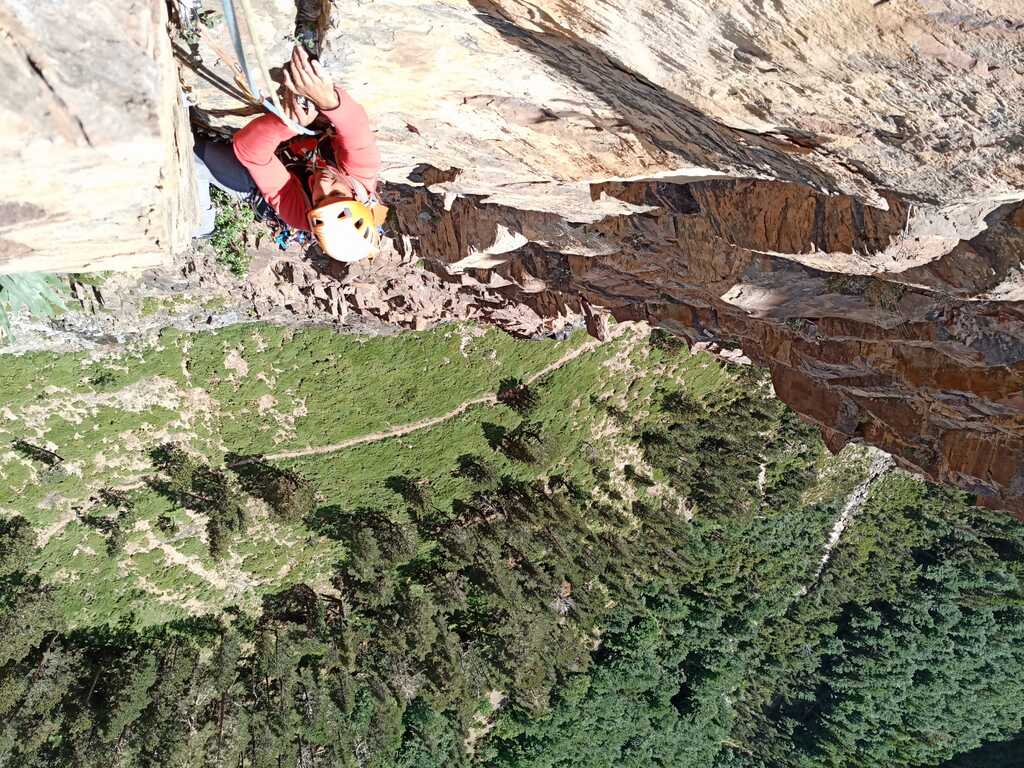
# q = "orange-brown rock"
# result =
<box><xmin>385</xmin><ymin>177</ymin><xmax>1024</xmax><ymax>516</ymax></box>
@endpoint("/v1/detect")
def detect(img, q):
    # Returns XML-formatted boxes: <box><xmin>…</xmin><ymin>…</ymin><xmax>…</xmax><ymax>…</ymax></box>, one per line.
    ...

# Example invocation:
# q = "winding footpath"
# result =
<box><xmin>235</xmin><ymin>326</ymin><xmax>629</xmax><ymax>466</ymax></box>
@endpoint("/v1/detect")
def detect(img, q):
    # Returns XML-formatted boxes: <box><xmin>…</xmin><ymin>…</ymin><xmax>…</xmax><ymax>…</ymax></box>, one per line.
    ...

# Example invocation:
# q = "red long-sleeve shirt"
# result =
<box><xmin>232</xmin><ymin>86</ymin><xmax>381</xmax><ymax>232</ymax></box>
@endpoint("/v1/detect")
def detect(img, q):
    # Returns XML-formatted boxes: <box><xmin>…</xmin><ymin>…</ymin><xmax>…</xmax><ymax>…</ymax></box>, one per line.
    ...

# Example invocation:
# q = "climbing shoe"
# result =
<box><xmin>294</xmin><ymin>0</ymin><xmax>323</xmax><ymax>59</ymax></box>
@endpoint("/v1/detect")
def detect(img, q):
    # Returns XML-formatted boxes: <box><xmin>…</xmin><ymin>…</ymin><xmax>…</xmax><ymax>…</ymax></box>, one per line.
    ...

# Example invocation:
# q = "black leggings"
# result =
<box><xmin>193</xmin><ymin>138</ymin><xmax>257</xmax><ymax>237</ymax></box>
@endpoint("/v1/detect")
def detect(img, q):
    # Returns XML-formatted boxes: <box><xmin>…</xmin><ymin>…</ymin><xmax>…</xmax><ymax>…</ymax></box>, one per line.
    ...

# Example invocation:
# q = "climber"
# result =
<box><xmin>193</xmin><ymin>45</ymin><xmax>385</xmax><ymax>263</ymax></box>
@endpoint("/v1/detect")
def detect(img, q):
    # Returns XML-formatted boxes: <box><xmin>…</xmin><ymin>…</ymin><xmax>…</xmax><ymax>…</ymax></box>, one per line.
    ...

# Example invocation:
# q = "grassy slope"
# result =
<box><xmin>0</xmin><ymin>321</ymin><xmax>748</xmax><ymax>628</ymax></box>
<box><xmin>281</xmin><ymin>327</ymin><xmax>732</xmax><ymax>513</ymax></box>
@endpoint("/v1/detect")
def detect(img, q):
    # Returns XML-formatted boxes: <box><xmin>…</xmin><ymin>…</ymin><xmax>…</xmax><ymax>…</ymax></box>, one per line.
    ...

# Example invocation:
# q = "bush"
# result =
<box><xmin>88</xmin><ymin>370</ymin><xmax>119</xmax><ymax>388</ymax></box>
<box><xmin>497</xmin><ymin>378</ymin><xmax>539</xmax><ymax>414</ymax></box>
<box><xmin>648</xmin><ymin>327</ymin><xmax>688</xmax><ymax>354</ymax></box>
<box><xmin>155</xmin><ymin>514</ymin><xmax>178</xmax><ymax>534</ymax></box>
<box><xmin>209</xmin><ymin>188</ymin><xmax>257</xmax><ymax>277</ymax></box>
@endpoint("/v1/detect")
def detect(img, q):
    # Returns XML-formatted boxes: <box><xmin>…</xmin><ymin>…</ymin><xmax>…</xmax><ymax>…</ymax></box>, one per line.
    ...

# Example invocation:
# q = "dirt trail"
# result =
<box><xmin>37</xmin><ymin>507</ymin><xmax>78</xmax><ymax>547</ymax></box>
<box><xmin>242</xmin><ymin>326</ymin><xmax>630</xmax><ymax>465</ymax></box>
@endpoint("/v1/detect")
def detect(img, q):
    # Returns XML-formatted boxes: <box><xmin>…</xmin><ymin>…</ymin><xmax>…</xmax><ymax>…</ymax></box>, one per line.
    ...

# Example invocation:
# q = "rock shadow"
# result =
<box><xmin>465</xmin><ymin>0</ymin><xmax>838</xmax><ymax>192</ymax></box>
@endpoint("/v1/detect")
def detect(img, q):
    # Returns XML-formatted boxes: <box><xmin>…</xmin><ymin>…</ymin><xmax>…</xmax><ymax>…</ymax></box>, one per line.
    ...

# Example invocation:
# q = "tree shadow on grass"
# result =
<box><xmin>225</xmin><ymin>453</ymin><xmax>317</xmax><ymax>521</ymax></box>
<box><xmin>453</xmin><ymin>453</ymin><xmax>497</xmax><ymax>486</ymax></box>
<box><xmin>385</xmin><ymin>475</ymin><xmax>434</xmax><ymax>513</ymax></box>
<box><xmin>306</xmin><ymin>504</ymin><xmax>379</xmax><ymax>545</ymax></box>
<box><xmin>483</xmin><ymin>420</ymin><xmax>545</xmax><ymax>465</ymax></box>
<box><xmin>12</xmin><ymin>439</ymin><xmax>62</xmax><ymax>467</ymax></box>
<box><xmin>481</xmin><ymin>422</ymin><xmax>507</xmax><ymax>452</ymax></box>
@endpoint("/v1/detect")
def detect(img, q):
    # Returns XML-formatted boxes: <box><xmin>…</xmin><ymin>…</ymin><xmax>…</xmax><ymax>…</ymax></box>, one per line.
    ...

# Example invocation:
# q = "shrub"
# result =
<box><xmin>497</xmin><ymin>378</ymin><xmax>539</xmax><ymax>414</ymax></box>
<box><xmin>648</xmin><ymin>327</ymin><xmax>688</xmax><ymax>354</ymax></box>
<box><xmin>209</xmin><ymin>188</ymin><xmax>257</xmax><ymax>277</ymax></box>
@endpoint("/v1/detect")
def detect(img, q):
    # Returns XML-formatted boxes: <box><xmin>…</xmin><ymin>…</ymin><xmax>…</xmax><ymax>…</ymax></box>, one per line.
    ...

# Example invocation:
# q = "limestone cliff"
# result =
<box><xmin>5</xmin><ymin>0</ymin><xmax>1024</xmax><ymax>513</ymax></box>
<box><xmin>0</xmin><ymin>0</ymin><xmax>194</xmax><ymax>272</ymax></box>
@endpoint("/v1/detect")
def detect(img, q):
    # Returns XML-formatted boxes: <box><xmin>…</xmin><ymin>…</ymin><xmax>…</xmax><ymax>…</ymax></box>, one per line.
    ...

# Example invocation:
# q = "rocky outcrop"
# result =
<box><xmin>244</xmin><ymin>236</ymin><xmax>575</xmax><ymax>337</ymax></box>
<box><xmin>0</xmin><ymin>0</ymin><xmax>194</xmax><ymax>273</ymax></box>
<box><xmin>368</xmin><ymin>0</ymin><xmax>1024</xmax><ymax>515</ymax></box>
<box><xmin>382</xmin><ymin>175</ymin><xmax>1024</xmax><ymax>514</ymax></box>
<box><xmin>5</xmin><ymin>0</ymin><xmax>1024</xmax><ymax>512</ymax></box>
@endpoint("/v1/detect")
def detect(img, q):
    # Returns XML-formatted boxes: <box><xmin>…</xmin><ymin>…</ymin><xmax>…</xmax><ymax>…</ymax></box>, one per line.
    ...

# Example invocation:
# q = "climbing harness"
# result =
<box><xmin>219</xmin><ymin>0</ymin><xmax>314</xmax><ymax>135</ymax></box>
<box><xmin>280</xmin><ymin>132</ymin><xmax>389</xmax><ymax>256</ymax></box>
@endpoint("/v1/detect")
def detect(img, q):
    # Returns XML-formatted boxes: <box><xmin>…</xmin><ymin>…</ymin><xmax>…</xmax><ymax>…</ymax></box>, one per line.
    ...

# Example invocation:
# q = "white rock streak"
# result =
<box><xmin>796</xmin><ymin>450</ymin><xmax>895</xmax><ymax>598</ymax></box>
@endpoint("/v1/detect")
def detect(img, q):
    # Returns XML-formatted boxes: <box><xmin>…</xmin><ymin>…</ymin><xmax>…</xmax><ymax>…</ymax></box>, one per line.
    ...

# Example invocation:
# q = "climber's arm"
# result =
<box><xmin>232</xmin><ymin>114</ymin><xmax>312</xmax><ymax>230</ymax></box>
<box><xmin>283</xmin><ymin>45</ymin><xmax>380</xmax><ymax>193</ymax></box>
<box><xmin>320</xmin><ymin>87</ymin><xmax>381</xmax><ymax>194</ymax></box>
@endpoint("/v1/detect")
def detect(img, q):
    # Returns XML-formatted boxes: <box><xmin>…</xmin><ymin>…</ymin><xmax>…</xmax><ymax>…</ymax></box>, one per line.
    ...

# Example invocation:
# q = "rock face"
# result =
<box><xmin>0</xmin><ymin>0</ymin><xmax>194</xmax><ymax>273</ymax></box>
<box><xmin>6</xmin><ymin>0</ymin><xmax>1024</xmax><ymax>512</ymax></box>
<box><xmin>384</xmin><ymin>175</ymin><xmax>1024</xmax><ymax>514</ymax></box>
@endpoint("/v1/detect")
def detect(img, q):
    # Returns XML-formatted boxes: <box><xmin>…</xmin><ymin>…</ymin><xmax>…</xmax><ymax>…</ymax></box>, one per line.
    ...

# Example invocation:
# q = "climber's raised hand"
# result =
<box><xmin>283</xmin><ymin>90</ymin><xmax>318</xmax><ymax>128</ymax></box>
<box><xmin>283</xmin><ymin>45</ymin><xmax>340</xmax><ymax>110</ymax></box>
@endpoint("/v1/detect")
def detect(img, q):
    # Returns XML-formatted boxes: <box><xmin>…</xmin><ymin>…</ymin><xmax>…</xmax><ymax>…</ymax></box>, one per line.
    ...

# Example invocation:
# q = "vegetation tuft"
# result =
<box><xmin>863</xmin><ymin>277</ymin><xmax>908</xmax><ymax>312</ymax></box>
<box><xmin>209</xmin><ymin>188</ymin><xmax>257</xmax><ymax>276</ymax></box>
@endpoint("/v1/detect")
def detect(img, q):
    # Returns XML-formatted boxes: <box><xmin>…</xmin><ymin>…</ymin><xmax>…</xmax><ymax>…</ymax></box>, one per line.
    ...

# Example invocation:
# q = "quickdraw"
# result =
<box><xmin>219</xmin><ymin>0</ymin><xmax>314</xmax><ymax>135</ymax></box>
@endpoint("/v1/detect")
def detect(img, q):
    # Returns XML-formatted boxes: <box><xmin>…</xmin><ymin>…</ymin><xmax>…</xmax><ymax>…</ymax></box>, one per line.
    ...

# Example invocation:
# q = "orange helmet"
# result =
<box><xmin>307</xmin><ymin>198</ymin><xmax>382</xmax><ymax>263</ymax></box>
